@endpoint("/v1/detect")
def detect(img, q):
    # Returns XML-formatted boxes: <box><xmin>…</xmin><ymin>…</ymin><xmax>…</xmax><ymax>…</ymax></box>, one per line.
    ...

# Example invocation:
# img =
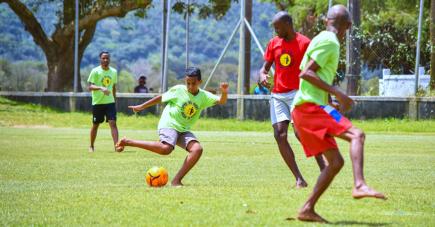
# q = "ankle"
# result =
<box><xmin>296</xmin><ymin>177</ymin><xmax>305</xmax><ymax>182</ymax></box>
<box><xmin>301</xmin><ymin>203</ymin><xmax>314</xmax><ymax>212</ymax></box>
<box><xmin>354</xmin><ymin>182</ymin><xmax>366</xmax><ymax>189</ymax></box>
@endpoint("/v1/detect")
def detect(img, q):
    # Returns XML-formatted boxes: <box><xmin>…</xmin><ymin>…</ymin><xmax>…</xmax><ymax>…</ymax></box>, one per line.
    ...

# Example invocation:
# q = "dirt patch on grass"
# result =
<box><xmin>12</xmin><ymin>125</ymin><xmax>52</xmax><ymax>128</ymax></box>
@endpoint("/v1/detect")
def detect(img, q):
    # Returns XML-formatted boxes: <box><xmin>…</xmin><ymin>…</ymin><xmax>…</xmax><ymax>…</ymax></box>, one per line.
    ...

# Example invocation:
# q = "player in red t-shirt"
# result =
<box><xmin>259</xmin><ymin>11</ymin><xmax>324</xmax><ymax>188</ymax></box>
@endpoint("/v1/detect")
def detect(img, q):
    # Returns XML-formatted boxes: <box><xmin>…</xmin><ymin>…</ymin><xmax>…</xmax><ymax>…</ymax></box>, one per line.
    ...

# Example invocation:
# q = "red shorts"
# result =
<box><xmin>291</xmin><ymin>103</ymin><xmax>353</xmax><ymax>157</ymax></box>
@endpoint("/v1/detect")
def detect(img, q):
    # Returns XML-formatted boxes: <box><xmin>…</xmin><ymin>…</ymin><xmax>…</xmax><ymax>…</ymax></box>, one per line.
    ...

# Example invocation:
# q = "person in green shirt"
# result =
<box><xmin>87</xmin><ymin>51</ymin><xmax>121</xmax><ymax>152</ymax></box>
<box><xmin>291</xmin><ymin>5</ymin><xmax>385</xmax><ymax>223</ymax></box>
<box><xmin>116</xmin><ymin>67</ymin><xmax>229</xmax><ymax>187</ymax></box>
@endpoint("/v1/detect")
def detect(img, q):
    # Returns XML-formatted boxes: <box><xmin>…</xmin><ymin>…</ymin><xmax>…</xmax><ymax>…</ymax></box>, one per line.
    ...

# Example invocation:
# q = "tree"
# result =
<box><xmin>263</xmin><ymin>0</ymin><xmax>431</xmax><ymax>75</ymax></box>
<box><xmin>431</xmin><ymin>0</ymin><xmax>435</xmax><ymax>89</ymax></box>
<box><xmin>0</xmin><ymin>0</ymin><xmax>236</xmax><ymax>91</ymax></box>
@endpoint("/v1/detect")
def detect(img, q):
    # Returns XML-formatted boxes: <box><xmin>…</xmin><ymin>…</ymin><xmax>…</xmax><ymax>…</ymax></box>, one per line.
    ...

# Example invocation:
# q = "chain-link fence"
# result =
<box><xmin>351</xmin><ymin>0</ymin><xmax>430</xmax><ymax>96</ymax></box>
<box><xmin>0</xmin><ymin>0</ymin><xmax>432</xmax><ymax>96</ymax></box>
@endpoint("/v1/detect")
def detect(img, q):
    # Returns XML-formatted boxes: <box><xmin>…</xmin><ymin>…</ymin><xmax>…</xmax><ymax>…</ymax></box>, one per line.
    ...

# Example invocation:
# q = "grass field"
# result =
<box><xmin>0</xmin><ymin>98</ymin><xmax>434</xmax><ymax>226</ymax></box>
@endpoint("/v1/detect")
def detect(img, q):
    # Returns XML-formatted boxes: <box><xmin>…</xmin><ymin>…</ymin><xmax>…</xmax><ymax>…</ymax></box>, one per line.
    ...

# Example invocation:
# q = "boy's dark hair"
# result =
<box><xmin>185</xmin><ymin>67</ymin><xmax>201</xmax><ymax>80</ymax></box>
<box><xmin>99</xmin><ymin>51</ymin><xmax>110</xmax><ymax>57</ymax></box>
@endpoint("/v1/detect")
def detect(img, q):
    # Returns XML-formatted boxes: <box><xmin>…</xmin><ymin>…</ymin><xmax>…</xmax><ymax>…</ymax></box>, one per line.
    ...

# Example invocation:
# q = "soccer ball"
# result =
<box><xmin>145</xmin><ymin>166</ymin><xmax>168</xmax><ymax>187</ymax></box>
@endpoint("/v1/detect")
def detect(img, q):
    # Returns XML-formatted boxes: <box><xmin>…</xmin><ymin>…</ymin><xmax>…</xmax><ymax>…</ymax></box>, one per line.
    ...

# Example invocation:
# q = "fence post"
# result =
<box><xmin>414</xmin><ymin>0</ymin><xmax>424</xmax><ymax>95</ymax></box>
<box><xmin>237</xmin><ymin>0</ymin><xmax>246</xmax><ymax>120</ymax></box>
<box><xmin>69</xmin><ymin>93</ymin><xmax>76</xmax><ymax>112</ymax></box>
<box><xmin>346</xmin><ymin>0</ymin><xmax>361</xmax><ymax>95</ymax></box>
<box><xmin>408</xmin><ymin>97</ymin><xmax>419</xmax><ymax>120</ymax></box>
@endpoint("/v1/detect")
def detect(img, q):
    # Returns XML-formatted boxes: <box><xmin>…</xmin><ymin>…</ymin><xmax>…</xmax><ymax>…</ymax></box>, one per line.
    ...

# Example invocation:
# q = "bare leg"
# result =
<box><xmin>116</xmin><ymin>137</ymin><xmax>173</xmax><ymax>155</ymax></box>
<box><xmin>171</xmin><ymin>141</ymin><xmax>203</xmax><ymax>187</ymax></box>
<box><xmin>298</xmin><ymin>149</ymin><xmax>344</xmax><ymax>223</ymax></box>
<box><xmin>292</xmin><ymin>124</ymin><xmax>326</xmax><ymax>171</ymax></box>
<box><xmin>89</xmin><ymin>123</ymin><xmax>99</xmax><ymax>152</ymax></box>
<box><xmin>337</xmin><ymin>127</ymin><xmax>386</xmax><ymax>199</ymax></box>
<box><xmin>273</xmin><ymin>121</ymin><xmax>307</xmax><ymax>188</ymax></box>
<box><xmin>108</xmin><ymin>120</ymin><xmax>121</xmax><ymax>152</ymax></box>
<box><xmin>314</xmin><ymin>155</ymin><xmax>326</xmax><ymax>171</ymax></box>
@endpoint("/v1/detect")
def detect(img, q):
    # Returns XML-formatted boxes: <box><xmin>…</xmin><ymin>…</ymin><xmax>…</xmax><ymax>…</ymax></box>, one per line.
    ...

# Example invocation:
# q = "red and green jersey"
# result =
<box><xmin>264</xmin><ymin>33</ymin><xmax>310</xmax><ymax>93</ymax></box>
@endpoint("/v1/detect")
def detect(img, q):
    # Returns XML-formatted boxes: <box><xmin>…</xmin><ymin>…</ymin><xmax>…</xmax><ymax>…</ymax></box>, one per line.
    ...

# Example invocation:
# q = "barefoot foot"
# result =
<box><xmin>115</xmin><ymin>146</ymin><xmax>124</xmax><ymax>152</ymax></box>
<box><xmin>88</xmin><ymin>146</ymin><xmax>95</xmax><ymax>153</ymax></box>
<box><xmin>171</xmin><ymin>180</ymin><xmax>184</xmax><ymax>187</ymax></box>
<box><xmin>115</xmin><ymin>137</ymin><xmax>127</xmax><ymax>152</ymax></box>
<box><xmin>297</xmin><ymin>209</ymin><xmax>328</xmax><ymax>223</ymax></box>
<box><xmin>295</xmin><ymin>179</ymin><xmax>308</xmax><ymax>189</ymax></box>
<box><xmin>352</xmin><ymin>185</ymin><xmax>386</xmax><ymax>200</ymax></box>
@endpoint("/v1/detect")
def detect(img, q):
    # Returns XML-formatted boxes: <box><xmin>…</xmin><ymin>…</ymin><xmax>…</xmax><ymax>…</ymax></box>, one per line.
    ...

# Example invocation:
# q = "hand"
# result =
<box><xmin>329</xmin><ymin>101</ymin><xmax>340</xmax><ymax>110</ymax></box>
<box><xmin>100</xmin><ymin>87</ymin><xmax>110</xmax><ymax>95</ymax></box>
<box><xmin>128</xmin><ymin>105</ymin><xmax>143</xmax><ymax>113</ymax></box>
<box><xmin>259</xmin><ymin>71</ymin><xmax>271</xmax><ymax>89</ymax></box>
<box><xmin>335</xmin><ymin>92</ymin><xmax>354</xmax><ymax>113</ymax></box>
<box><xmin>220</xmin><ymin>82</ymin><xmax>229</xmax><ymax>93</ymax></box>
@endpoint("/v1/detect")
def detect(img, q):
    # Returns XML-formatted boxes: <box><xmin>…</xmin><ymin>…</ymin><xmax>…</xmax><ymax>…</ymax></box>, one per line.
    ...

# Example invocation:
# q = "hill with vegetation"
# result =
<box><xmin>0</xmin><ymin>1</ymin><xmax>275</xmax><ymax>93</ymax></box>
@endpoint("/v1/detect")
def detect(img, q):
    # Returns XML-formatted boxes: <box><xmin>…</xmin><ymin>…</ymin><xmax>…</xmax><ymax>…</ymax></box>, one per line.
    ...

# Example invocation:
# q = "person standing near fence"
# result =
<box><xmin>87</xmin><ymin>51</ymin><xmax>121</xmax><ymax>152</ymax></box>
<box><xmin>259</xmin><ymin>11</ymin><xmax>324</xmax><ymax>188</ymax></box>
<box><xmin>292</xmin><ymin>5</ymin><xmax>385</xmax><ymax>223</ymax></box>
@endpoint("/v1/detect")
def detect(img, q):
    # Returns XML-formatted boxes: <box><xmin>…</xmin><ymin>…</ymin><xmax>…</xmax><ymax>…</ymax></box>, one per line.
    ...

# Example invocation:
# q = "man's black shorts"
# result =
<box><xmin>92</xmin><ymin>103</ymin><xmax>117</xmax><ymax>124</ymax></box>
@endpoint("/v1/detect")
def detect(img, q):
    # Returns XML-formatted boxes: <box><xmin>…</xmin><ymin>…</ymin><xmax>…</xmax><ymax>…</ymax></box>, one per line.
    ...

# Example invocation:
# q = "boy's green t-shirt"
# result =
<box><xmin>87</xmin><ymin>66</ymin><xmax>118</xmax><ymax>105</ymax></box>
<box><xmin>158</xmin><ymin>85</ymin><xmax>219</xmax><ymax>132</ymax></box>
<box><xmin>292</xmin><ymin>31</ymin><xmax>340</xmax><ymax>107</ymax></box>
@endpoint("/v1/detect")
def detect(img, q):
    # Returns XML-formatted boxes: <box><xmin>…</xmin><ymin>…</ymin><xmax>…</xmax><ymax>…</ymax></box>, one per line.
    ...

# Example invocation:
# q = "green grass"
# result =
<box><xmin>1</xmin><ymin>128</ymin><xmax>434</xmax><ymax>226</ymax></box>
<box><xmin>0</xmin><ymin>97</ymin><xmax>434</xmax><ymax>225</ymax></box>
<box><xmin>0</xmin><ymin>96</ymin><xmax>435</xmax><ymax>133</ymax></box>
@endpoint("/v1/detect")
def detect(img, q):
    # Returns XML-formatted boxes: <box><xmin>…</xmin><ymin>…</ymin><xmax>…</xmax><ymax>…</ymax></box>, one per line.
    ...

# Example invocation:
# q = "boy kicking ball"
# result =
<box><xmin>116</xmin><ymin>67</ymin><xmax>228</xmax><ymax>187</ymax></box>
<box><xmin>291</xmin><ymin>5</ymin><xmax>386</xmax><ymax>223</ymax></box>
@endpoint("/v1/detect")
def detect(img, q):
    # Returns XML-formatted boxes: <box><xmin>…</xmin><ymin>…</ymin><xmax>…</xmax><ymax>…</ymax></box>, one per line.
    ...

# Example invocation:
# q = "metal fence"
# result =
<box><xmin>0</xmin><ymin>0</ymin><xmax>431</xmax><ymax>98</ymax></box>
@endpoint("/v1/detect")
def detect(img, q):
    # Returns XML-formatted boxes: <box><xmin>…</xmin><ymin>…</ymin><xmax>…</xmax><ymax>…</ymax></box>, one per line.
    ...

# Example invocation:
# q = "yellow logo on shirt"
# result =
<box><xmin>181</xmin><ymin>101</ymin><xmax>198</xmax><ymax>119</ymax></box>
<box><xmin>102</xmin><ymin>76</ymin><xmax>111</xmax><ymax>87</ymax></box>
<box><xmin>279</xmin><ymin>53</ymin><xmax>291</xmax><ymax>67</ymax></box>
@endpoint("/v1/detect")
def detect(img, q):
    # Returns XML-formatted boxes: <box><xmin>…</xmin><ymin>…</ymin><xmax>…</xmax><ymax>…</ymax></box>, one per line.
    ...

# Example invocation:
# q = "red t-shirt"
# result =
<box><xmin>264</xmin><ymin>33</ymin><xmax>310</xmax><ymax>93</ymax></box>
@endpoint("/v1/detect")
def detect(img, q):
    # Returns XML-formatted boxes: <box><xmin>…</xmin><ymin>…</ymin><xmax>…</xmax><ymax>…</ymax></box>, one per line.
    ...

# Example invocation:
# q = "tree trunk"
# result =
<box><xmin>1</xmin><ymin>0</ymin><xmax>150</xmax><ymax>92</ymax></box>
<box><xmin>46</xmin><ymin>52</ymin><xmax>77</xmax><ymax>92</ymax></box>
<box><xmin>431</xmin><ymin>0</ymin><xmax>435</xmax><ymax>90</ymax></box>
<box><xmin>46</xmin><ymin>35</ymin><xmax>84</xmax><ymax>92</ymax></box>
<box><xmin>300</xmin><ymin>9</ymin><xmax>317</xmax><ymax>38</ymax></box>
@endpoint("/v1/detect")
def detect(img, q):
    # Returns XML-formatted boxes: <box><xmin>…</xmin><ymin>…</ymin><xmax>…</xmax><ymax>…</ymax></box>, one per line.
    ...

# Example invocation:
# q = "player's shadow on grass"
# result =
<box><xmin>331</xmin><ymin>221</ymin><xmax>391</xmax><ymax>226</ymax></box>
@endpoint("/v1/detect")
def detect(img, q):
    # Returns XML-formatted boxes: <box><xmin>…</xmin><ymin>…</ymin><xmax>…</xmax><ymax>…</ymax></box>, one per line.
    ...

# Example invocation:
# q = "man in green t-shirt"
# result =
<box><xmin>291</xmin><ymin>5</ymin><xmax>386</xmax><ymax>223</ymax></box>
<box><xmin>87</xmin><ymin>51</ymin><xmax>121</xmax><ymax>152</ymax></box>
<box><xmin>116</xmin><ymin>67</ymin><xmax>229</xmax><ymax>187</ymax></box>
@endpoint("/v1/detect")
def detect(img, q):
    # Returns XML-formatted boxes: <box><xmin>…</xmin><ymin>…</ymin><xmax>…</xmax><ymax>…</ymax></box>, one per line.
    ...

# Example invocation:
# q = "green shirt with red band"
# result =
<box><xmin>292</xmin><ymin>31</ymin><xmax>340</xmax><ymax>107</ymax></box>
<box><xmin>87</xmin><ymin>66</ymin><xmax>118</xmax><ymax>105</ymax></box>
<box><xmin>158</xmin><ymin>85</ymin><xmax>219</xmax><ymax>132</ymax></box>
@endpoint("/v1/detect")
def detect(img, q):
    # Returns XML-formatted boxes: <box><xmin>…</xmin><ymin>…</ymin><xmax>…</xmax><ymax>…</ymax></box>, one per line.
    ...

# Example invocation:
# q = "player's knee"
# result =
<box><xmin>330</xmin><ymin>156</ymin><xmax>344</xmax><ymax>172</ymax></box>
<box><xmin>189</xmin><ymin>144</ymin><xmax>203</xmax><ymax>156</ymax></box>
<box><xmin>193</xmin><ymin>146</ymin><xmax>203</xmax><ymax>156</ymax></box>
<box><xmin>354</xmin><ymin>128</ymin><xmax>365</xmax><ymax>142</ymax></box>
<box><xmin>274</xmin><ymin>130</ymin><xmax>287</xmax><ymax>141</ymax></box>
<box><xmin>108</xmin><ymin>121</ymin><xmax>117</xmax><ymax>128</ymax></box>
<box><xmin>161</xmin><ymin>145</ymin><xmax>173</xmax><ymax>155</ymax></box>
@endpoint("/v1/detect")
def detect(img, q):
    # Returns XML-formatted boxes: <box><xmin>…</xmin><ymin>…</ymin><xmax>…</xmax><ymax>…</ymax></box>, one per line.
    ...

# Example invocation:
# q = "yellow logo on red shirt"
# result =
<box><xmin>279</xmin><ymin>53</ymin><xmax>291</xmax><ymax>67</ymax></box>
<box><xmin>181</xmin><ymin>101</ymin><xmax>198</xmax><ymax>119</ymax></box>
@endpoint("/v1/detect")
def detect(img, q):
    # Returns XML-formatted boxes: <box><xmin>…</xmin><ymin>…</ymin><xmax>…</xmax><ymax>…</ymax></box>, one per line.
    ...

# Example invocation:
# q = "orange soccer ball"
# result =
<box><xmin>145</xmin><ymin>166</ymin><xmax>168</xmax><ymax>187</ymax></box>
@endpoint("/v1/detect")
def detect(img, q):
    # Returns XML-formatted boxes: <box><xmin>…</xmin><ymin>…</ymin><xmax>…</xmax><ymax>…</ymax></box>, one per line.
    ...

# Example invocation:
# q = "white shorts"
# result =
<box><xmin>270</xmin><ymin>90</ymin><xmax>297</xmax><ymax>125</ymax></box>
<box><xmin>159</xmin><ymin>128</ymin><xmax>198</xmax><ymax>150</ymax></box>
